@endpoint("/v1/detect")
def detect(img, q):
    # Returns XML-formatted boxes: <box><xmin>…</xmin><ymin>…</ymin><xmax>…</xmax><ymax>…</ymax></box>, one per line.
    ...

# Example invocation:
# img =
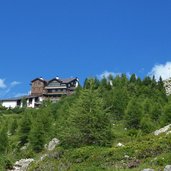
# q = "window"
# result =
<box><xmin>52</xmin><ymin>89</ymin><xmax>56</xmax><ymax>93</ymax></box>
<box><xmin>48</xmin><ymin>81</ymin><xmax>61</xmax><ymax>87</ymax></box>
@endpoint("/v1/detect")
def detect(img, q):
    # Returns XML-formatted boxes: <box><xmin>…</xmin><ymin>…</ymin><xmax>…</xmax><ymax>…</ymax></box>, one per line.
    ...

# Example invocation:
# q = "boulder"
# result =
<box><xmin>164</xmin><ymin>165</ymin><xmax>171</xmax><ymax>171</ymax></box>
<box><xmin>9</xmin><ymin>158</ymin><xmax>34</xmax><ymax>171</ymax></box>
<box><xmin>116</xmin><ymin>143</ymin><xmax>124</xmax><ymax>147</ymax></box>
<box><xmin>141</xmin><ymin>169</ymin><xmax>154</xmax><ymax>171</ymax></box>
<box><xmin>154</xmin><ymin>124</ymin><xmax>171</xmax><ymax>136</ymax></box>
<box><xmin>47</xmin><ymin>138</ymin><xmax>60</xmax><ymax>151</ymax></box>
<box><xmin>20</xmin><ymin>143</ymin><xmax>29</xmax><ymax>151</ymax></box>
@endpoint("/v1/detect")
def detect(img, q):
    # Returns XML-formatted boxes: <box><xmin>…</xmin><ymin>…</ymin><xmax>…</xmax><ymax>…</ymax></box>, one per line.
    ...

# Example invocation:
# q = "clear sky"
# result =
<box><xmin>0</xmin><ymin>0</ymin><xmax>171</xmax><ymax>98</ymax></box>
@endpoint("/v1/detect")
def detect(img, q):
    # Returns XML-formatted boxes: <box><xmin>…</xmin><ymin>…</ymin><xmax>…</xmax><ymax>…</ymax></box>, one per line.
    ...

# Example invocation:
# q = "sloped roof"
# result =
<box><xmin>61</xmin><ymin>78</ymin><xmax>77</xmax><ymax>83</ymax></box>
<box><xmin>31</xmin><ymin>78</ymin><xmax>47</xmax><ymax>83</ymax></box>
<box><xmin>0</xmin><ymin>95</ymin><xmax>28</xmax><ymax>102</ymax></box>
<box><xmin>31</xmin><ymin>77</ymin><xmax>78</xmax><ymax>84</ymax></box>
<box><xmin>0</xmin><ymin>95</ymin><xmax>41</xmax><ymax>102</ymax></box>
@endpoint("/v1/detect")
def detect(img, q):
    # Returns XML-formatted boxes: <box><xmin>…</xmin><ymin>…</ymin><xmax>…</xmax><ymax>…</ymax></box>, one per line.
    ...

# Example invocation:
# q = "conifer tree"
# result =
<box><xmin>29</xmin><ymin>118</ymin><xmax>45</xmax><ymax>152</ymax></box>
<box><xmin>19</xmin><ymin>113</ymin><xmax>31</xmax><ymax>146</ymax></box>
<box><xmin>61</xmin><ymin>80</ymin><xmax>112</xmax><ymax>147</ymax></box>
<box><xmin>130</xmin><ymin>74</ymin><xmax>137</xmax><ymax>83</ymax></box>
<box><xmin>111</xmin><ymin>88</ymin><xmax>129</xmax><ymax>120</ymax></box>
<box><xmin>162</xmin><ymin>102</ymin><xmax>171</xmax><ymax>125</ymax></box>
<box><xmin>124</xmin><ymin>98</ymin><xmax>143</xmax><ymax>129</ymax></box>
<box><xmin>0</xmin><ymin>127</ymin><xmax>8</xmax><ymax>154</ymax></box>
<box><xmin>10</xmin><ymin>119</ymin><xmax>18</xmax><ymax>135</ymax></box>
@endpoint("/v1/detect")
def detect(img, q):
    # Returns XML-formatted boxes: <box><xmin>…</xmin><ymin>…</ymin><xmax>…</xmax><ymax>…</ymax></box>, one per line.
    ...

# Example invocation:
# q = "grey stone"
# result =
<box><xmin>164</xmin><ymin>165</ymin><xmax>171</xmax><ymax>171</ymax></box>
<box><xmin>141</xmin><ymin>169</ymin><xmax>154</xmax><ymax>171</ymax></box>
<box><xmin>154</xmin><ymin>124</ymin><xmax>171</xmax><ymax>136</ymax></box>
<box><xmin>116</xmin><ymin>142</ymin><xmax>124</xmax><ymax>147</ymax></box>
<box><xmin>164</xmin><ymin>78</ymin><xmax>171</xmax><ymax>96</ymax></box>
<box><xmin>9</xmin><ymin>158</ymin><xmax>34</xmax><ymax>171</ymax></box>
<box><xmin>47</xmin><ymin>138</ymin><xmax>60</xmax><ymax>151</ymax></box>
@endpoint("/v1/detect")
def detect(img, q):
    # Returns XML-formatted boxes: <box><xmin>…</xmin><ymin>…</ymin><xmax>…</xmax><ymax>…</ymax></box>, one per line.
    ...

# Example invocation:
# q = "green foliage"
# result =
<box><xmin>58</xmin><ymin>87</ymin><xmax>112</xmax><ymax>147</ymax></box>
<box><xmin>84</xmin><ymin>78</ymin><xmax>100</xmax><ymax>90</ymax></box>
<box><xmin>1</xmin><ymin>73</ymin><xmax>171</xmax><ymax>170</ymax></box>
<box><xmin>162</xmin><ymin>102</ymin><xmax>171</xmax><ymax>124</ymax></box>
<box><xmin>0</xmin><ymin>126</ymin><xmax>8</xmax><ymax>154</ymax></box>
<box><xmin>11</xmin><ymin>107</ymin><xmax>25</xmax><ymax>114</ymax></box>
<box><xmin>10</xmin><ymin>119</ymin><xmax>18</xmax><ymax>135</ymax></box>
<box><xmin>0</xmin><ymin>104</ymin><xmax>7</xmax><ymax>114</ymax></box>
<box><xmin>0</xmin><ymin>156</ymin><xmax>13</xmax><ymax>171</ymax></box>
<box><xmin>21</xmin><ymin>97</ymin><xmax>27</xmax><ymax>108</ymax></box>
<box><xmin>29</xmin><ymin>118</ymin><xmax>45</xmax><ymax>152</ymax></box>
<box><xmin>19</xmin><ymin>112</ymin><xmax>31</xmax><ymax>146</ymax></box>
<box><xmin>124</xmin><ymin>98</ymin><xmax>143</xmax><ymax>129</ymax></box>
<box><xmin>130</xmin><ymin>74</ymin><xmax>137</xmax><ymax>83</ymax></box>
<box><xmin>111</xmin><ymin>88</ymin><xmax>129</xmax><ymax>120</ymax></box>
<box><xmin>151</xmin><ymin>102</ymin><xmax>163</xmax><ymax>121</ymax></box>
<box><xmin>140</xmin><ymin>115</ymin><xmax>155</xmax><ymax>133</ymax></box>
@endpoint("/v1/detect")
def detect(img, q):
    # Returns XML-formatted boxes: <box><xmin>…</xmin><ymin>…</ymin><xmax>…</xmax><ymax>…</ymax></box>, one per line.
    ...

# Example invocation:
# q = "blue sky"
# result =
<box><xmin>0</xmin><ymin>0</ymin><xmax>171</xmax><ymax>98</ymax></box>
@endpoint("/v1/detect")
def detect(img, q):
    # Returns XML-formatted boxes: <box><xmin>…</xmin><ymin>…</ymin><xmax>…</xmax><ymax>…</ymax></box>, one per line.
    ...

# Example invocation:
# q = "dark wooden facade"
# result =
<box><xmin>31</xmin><ymin>78</ymin><xmax>46</xmax><ymax>96</ymax></box>
<box><xmin>30</xmin><ymin>77</ymin><xmax>78</xmax><ymax>100</ymax></box>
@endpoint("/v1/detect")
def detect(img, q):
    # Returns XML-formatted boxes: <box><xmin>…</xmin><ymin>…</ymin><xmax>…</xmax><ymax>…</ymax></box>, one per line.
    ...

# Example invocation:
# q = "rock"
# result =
<box><xmin>9</xmin><ymin>158</ymin><xmax>34</xmax><ymax>171</ymax></box>
<box><xmin>47</xmin><ymin>138</ymin><xmax>60</xmax><ymax>151</ymax></box>
<box><xmin>141</xmin><ymin>169</ymin><xmax>154</xmax><ymax>171</ymax></box>
<box><xmin>154</xmin><ymin>124</ymin><xmax>171</xmax><ymax>136</ymax></box>
<box><xmin>117</xmin><ymin>143</ymin><xmax>124</xmax><ymax>147</ymax></box>
<box><xmin>164</xmin><ymin>78</ymin><xmax>171</xmax><ymax>96</ymax></box>
<box><xmin>20</xmin><ymin>143</ymin><xmax>29</xmax><ymax>151</ymax></box>
<box><xmin>164</xmin><ymin>165</ymin><xmax>171</xmax><ymax>171</ymax></box>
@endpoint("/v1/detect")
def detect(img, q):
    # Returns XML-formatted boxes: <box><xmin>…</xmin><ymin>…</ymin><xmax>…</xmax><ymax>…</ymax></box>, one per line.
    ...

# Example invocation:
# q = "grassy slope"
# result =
<box><xmin>2</xmin><ymin>114</ymin><xmax>170</xmax><ymax>171</ymax></box>
<box><xmin>27</xmin><ymin>123</ymin><xmax>171</xmax><ymax>171</ymax></box>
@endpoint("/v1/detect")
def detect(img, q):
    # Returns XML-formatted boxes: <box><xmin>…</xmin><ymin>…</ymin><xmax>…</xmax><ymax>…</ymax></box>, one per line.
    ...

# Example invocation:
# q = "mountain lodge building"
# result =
<box><xmin>0</xmin><ymin>76</ymin><xmax>79</xmax><ymax>108</ymax></box>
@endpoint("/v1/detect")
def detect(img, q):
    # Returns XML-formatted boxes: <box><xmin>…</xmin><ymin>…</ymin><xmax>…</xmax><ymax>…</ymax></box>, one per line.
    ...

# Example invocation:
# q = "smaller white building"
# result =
<box><xmin>1</xmin><ymin>100</ymin><xmax>19</xmax><ymax>108</ymax></box>
<box><xmin>0</xmin><ymin>96</ymin><xmax>43</xmax><ymax>109</ymax></box>
<box><xmin>0</xmin><ymin>97</ymin><xmax>23</xmax><ymax>108</ymax></box>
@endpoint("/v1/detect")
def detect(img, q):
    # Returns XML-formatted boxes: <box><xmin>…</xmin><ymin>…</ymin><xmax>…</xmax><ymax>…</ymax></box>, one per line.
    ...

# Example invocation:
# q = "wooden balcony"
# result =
<box><xmin>43</xmin><ymin>91</ymin><xmax>68</xmax><ymax>95</ymax></box>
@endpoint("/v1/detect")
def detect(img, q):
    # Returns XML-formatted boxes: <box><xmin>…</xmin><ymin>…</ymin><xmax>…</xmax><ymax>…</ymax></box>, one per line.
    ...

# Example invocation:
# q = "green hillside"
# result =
<box><xmin>0</xmin><ymin>74</ymin><xmax>171</xmax><ymax>171</ymax></box>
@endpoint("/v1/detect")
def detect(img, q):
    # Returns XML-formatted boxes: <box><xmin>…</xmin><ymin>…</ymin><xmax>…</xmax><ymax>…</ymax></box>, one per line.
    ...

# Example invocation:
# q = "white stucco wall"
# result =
<box><xmin>39</xmin><ymin>97</ymin><xmax>44</xmax><ymax>102</ymax></box>
<box><xmin>2</xmin><ymin>101</ymin><xmax>17</xmax><ymax>108</ymax></box>
<box><xmin>27</xmin><ymin>97</ymin><xmax>43</xmax><ymax>108</ymax></box>
<box><xmin>75</xmin><ymin>80</ymin><xmax>79</xmax><ymax>87</ymax></box>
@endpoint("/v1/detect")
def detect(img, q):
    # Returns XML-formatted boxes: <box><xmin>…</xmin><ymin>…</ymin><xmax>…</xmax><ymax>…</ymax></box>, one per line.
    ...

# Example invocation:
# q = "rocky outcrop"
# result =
<box><xmin>46</xmin><ymin>138</ymin><xmax>60</xmax><ymax>151</ymax></box>
<box><xmin>154</xmin><ymin>124</ymin><xmax>171</xmax><ymax>136</ymax></box>
<box><xmin>164</xmin><ymin>78</ymin><xmax>171</xmax><ymax>96</ymax></box>
<box><xmin>8</xmin><ymin>159</ymin><xmax>34</xmax><ymax>171</ymax></box>
<box><xmin>164</xmin><ymin>165</ymin><xmax>171</xmax><ymax>171</ymax></box>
